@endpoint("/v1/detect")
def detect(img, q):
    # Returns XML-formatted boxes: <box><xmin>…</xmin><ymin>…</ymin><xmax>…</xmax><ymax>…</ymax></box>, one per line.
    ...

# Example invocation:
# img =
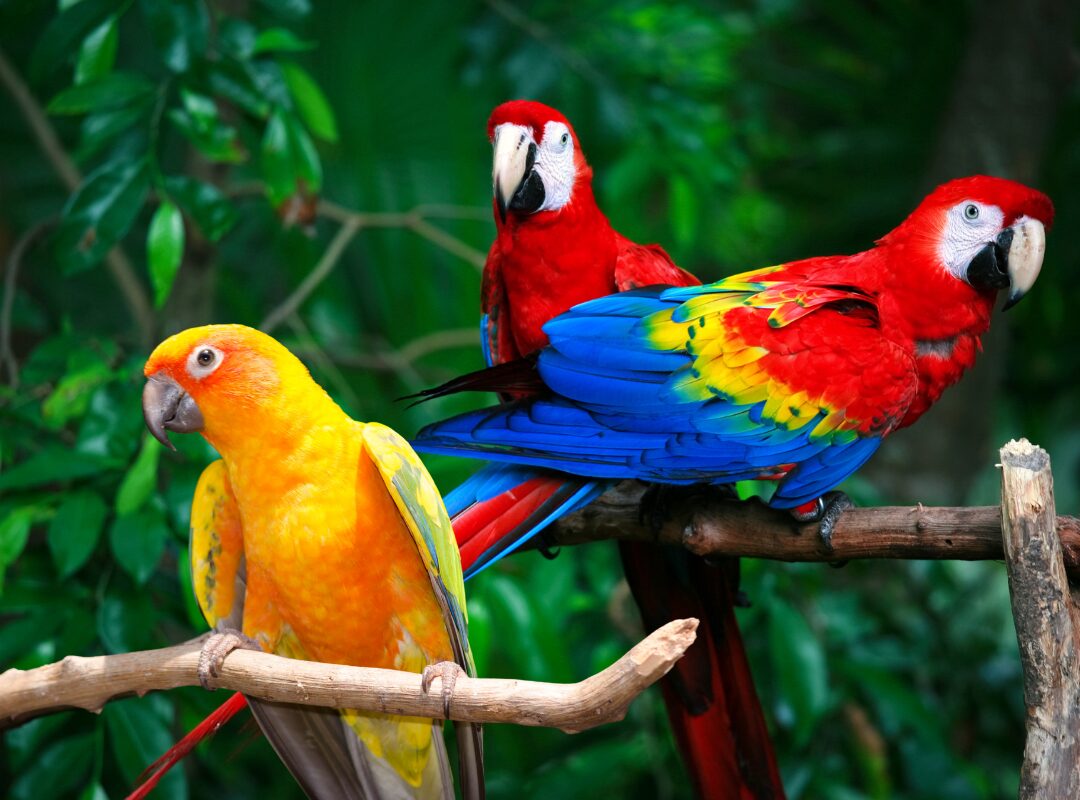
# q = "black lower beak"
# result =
<box><xmin>966</xmin><ymin>227</ymin><xmax>1014</xmax><ymax>294</ymax></box>
<box><xmin>496</xmin><ymin>142</ymin><xmax>545</xmax><ymax>221</ymax></box>
<box><xmin>142</xmin><ymin>375</ymin><xmax>204</xmax><ymax>450</ymax></box>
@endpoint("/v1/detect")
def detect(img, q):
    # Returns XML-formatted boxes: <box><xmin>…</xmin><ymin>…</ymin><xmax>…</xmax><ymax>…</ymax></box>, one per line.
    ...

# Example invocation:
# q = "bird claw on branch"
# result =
<box><xmin>198</xmin><ymin>629</ymin><xmax>262</xmax><ymax>690</ymax></box>
<box><xmin>421</xmin><ymin>661</ymin><xmax>468</xmax><ymax>719</ymax></box>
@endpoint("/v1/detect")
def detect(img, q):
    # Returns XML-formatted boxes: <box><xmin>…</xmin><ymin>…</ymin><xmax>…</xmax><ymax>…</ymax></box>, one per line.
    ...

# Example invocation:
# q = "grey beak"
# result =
<box><xmin>142</xmin><ymin>374</ymin><xmax>204</xmax><ymax>450</ymax></box>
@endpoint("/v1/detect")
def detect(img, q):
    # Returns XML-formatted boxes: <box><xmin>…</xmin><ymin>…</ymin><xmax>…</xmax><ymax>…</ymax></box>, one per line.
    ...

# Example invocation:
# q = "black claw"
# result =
<box><xmin>816</xmin><ymin>491</ymin><xmax>853</xmax><ymax>553</ymax></box>
<box><xmin>537</xmin><ymin>545</ymin><xmax>561</xmax><ymax>561</ymax></box>
<box><xmin>638</xmin><ymin>483</ymin><xmax>738</xmax><ymax>535</ymax></box>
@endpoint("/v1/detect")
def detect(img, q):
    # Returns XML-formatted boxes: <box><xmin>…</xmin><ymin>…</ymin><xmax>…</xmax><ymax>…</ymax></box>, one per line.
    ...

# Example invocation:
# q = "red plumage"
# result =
<box><xmin>476</xmin><ymin>99</ymin><xmax>784</xmax><ymax>799</ymax></box>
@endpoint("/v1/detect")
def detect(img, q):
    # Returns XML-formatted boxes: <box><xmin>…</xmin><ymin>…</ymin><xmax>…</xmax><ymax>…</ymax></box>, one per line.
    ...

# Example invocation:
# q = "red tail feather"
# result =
<box><xmin>620</xmin><ymin>542</ymin><xmax>785</xmax><ymax>800</ymax></box>
<box><xmin>453</xmin><ymin>476</ymin><xmax>566</xmax><ymax>568</ymax></box>
<box><xmin>126</xmin><ymin>691</ymin><xmax>249</xmax><ymax>800</ymax></box>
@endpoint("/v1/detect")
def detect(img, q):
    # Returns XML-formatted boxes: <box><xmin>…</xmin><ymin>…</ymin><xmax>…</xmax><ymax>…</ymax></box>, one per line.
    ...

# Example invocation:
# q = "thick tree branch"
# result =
<box><xmin>0</xmin><ymin>618</ymin><xmax>698</xmax><ymax>734</ymax></box>
<box><xmin>541</xmin><ymin>482</ymin><xmax>1080</xmax><ymax>577</ymax></box>
<box><xmin>999</xmin><ymin>439</ymin><xmax>1080</xmax><ymax>798</ymax></box>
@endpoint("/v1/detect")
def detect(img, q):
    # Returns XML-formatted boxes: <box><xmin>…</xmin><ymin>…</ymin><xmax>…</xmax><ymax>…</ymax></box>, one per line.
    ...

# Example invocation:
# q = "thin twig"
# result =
<box><xmin>540</xmin><ymin>481</ymin><xmax>1080</xmax><ymax>576</ymax></box>
<box><xmin>296</xmin><ymin>328</ymin><xmax>480</xmax><ymax>374</ymax></box>
<box><xmin>484</xmin><ymin>0</ymin><xmax>612</xmax><ymax>95</ymax></box>
<box><xmin>316</xmin><ymin>200</ymin><xmax>487</xmax><ymax>270</ymax></box>
<box><xmin>0</xmin><ymin>47</ymin><xmax>155</xmax><ymax>347</ymax></box>
<box><xmin>0</xmin><ymin>619</ymin><xmax>699</xmax><ymax>733</ymax></box>
<box><xmin>1</xmin><ymin>220</ymin><xmax>54</xmax><ymax>388</ymax></box>
<box><xmin>260</xmin><ymin>216</ymin><xmax>363</xmax><ymax>333</ymax></box>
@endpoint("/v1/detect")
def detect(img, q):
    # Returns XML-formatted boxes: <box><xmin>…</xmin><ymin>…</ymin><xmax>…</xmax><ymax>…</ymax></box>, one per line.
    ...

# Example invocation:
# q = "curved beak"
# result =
<box><xmin>965</xmin><ymin>216</ymin><xmax>1046</xmax><ymax>310</ymax></box>
<box><xmin>492</xmin><ymin>124</ymin><xmax>545</xmax><ymax>223</ymax></box>
<box><xmin>142</xmin><ymin>374</ymin><xmax>204</xmax><ymax>451</ymax></box>
<box><xmin>1001</xmin><ymin>217</ymin><xmax>1046</xmax><ymax>310</ymax></box>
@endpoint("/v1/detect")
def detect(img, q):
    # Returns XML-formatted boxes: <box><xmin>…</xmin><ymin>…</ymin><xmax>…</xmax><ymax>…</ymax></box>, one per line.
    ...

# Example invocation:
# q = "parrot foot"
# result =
<box><xmin>198</xmin><ymin>629</ymin><xmax>261</xmax><ymax>691</ymax></box>
<box><xmin>421</xmin><ymin>661</ymin><xmax>467</xmax><ymax>720</ymax></box>
<box><xmin>790</xmin><ymin>491</ymin><xmax>853</xmax><ymax>553</ymax></box>
<box><xmin>638</xmin><ymin>483</ymin><xmax>738</xmax><ymax>535</ymax></box>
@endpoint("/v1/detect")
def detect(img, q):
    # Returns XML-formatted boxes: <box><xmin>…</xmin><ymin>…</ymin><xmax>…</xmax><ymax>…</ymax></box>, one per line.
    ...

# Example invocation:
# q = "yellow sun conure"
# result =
<box><xmin>141</xmin><ymin>324</ymin><xmax>483</xmax><ymax>800</ymax></box>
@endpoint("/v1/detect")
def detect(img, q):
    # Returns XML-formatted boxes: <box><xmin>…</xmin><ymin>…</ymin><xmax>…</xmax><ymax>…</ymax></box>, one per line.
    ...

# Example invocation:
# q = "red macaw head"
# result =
<box><xmin>881</xmin><ymin>175</ymin><xmax>1054</xmax><ymax>309</ymax></box>
<box><xmin>487</xmin><ymin>100</ymin><xmax>592</xmax><ymax>223</ymax></box>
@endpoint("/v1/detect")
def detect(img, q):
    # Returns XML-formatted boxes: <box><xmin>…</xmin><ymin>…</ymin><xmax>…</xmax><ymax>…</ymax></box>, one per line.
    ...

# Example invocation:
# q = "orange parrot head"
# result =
<box><xmin>142</xmin><ymin>324</ymin><xmax>334</xmax><ymax>453</ymax></box>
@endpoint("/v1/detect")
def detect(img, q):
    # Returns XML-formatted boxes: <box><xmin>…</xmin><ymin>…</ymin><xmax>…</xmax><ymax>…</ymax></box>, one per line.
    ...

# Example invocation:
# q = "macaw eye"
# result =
<box><xmin>964</xmin><ymin>204</ymin><xmax>980</xmax><ymax>221</ymax></box>
<box><xmin>197</xmin><ymin>349</ymin><xmax>215</xmax><ymax>367</ymax></box>
<box><xmin>560</xmin><ymin>132</ymin><xmax>569</xmax><ymax>146</ymax></box>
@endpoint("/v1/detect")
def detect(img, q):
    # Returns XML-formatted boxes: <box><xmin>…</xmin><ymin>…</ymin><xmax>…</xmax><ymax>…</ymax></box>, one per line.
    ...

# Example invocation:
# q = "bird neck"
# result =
<box><xmin>494</xmin><ymin>179</ymin><xmax>620</xmax><ymax>355</ymax></box>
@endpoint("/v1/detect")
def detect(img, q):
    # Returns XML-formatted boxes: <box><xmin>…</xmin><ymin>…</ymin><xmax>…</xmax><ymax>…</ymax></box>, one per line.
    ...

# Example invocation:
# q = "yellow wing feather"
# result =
<box><xmin>189</xmin><ymin>459</ymin><xmax>245</xmax><ymax>631</ymax></box>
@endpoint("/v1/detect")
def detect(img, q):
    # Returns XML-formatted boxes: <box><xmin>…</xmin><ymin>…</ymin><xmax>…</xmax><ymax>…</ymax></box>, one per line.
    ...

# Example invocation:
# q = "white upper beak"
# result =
<box><xmin>492</xmin><ymin>123</ymin><xmax>533</xmax><ymax>220</ymax></box>
<box><xmin>1004</xmin><ymin>216</ymin><xmax>1046</xmax><ymax>309</ymax></box>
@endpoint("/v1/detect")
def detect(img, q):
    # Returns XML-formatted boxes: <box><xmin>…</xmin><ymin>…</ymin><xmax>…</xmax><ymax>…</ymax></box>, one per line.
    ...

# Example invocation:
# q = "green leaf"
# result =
<box><xmin>0</xmin><ymin>507</ymin><xmax>36</xmax><ymax>591</ymax></box>
<box><xmin>54</xmin><ymin>159</ymin><xmax>150</xmax><ymax>274</ymax></box>
<box><xmin>115</xmin><ymin>434</ymin><xmax>162</xmax><ymax>515</ymax></box>
<box><xmin>41</xmin><ymin>360</ymin><xmax>113</xmax><ymax>427</ymax></box>
<box><xmin>109</xmin><ymin>506</ymin><xmax>169</xmax><ymax>583</ymax></box>
<box><xmin>75</xmin><ymin>15</ymin><xmax>119</xmax><ymax>85</ymax></box>
<box><xmin>138</xmin><ymin>0</ymin><xmax>209</xmax><ymax>73</ymax></box>
<box><xmin>0</xmin><ymin>448</ymin><xmax>110</xmax><ymax>491</ymax></box>
<box><xmin>47</xmin><ymin>71</ymin><xmax>155</xmax><ymax>116</ymax></box>
<box><xmin>97</xmin><ymin>591</ymin><xmax>157</xmax><ymax>654</ymax></box>
<box><xmin>768</xmin><ymin>597</ymin><xmax>830</xmax><ymax>745</ymax></box>
<box><xmin>163</xmin><ymin>176</ymin><xmax>238</xmax><ymax>241</ymax></box>
<box><xmin>218</xmin><ymin>18</ymin><xmax>257</xmax><ymax>60</ymax></box>
<box><xmin>105</xmin><ymin>697</ymin><xmax>187</xmax><ymax>800</ymax></box>
<box><xmin>48</xmin><ymin>490</ymin><xmax>108</xmax><ymax>578</ymax></box>
<box><xmin>168</xmin><ymin>108</ymin><xmax>245</xmax><ymax>163</ymax></box>
<box><xmin>261</xmin><ymin>108</ymin><xmax>294</xmax><ymax>204</ymax></box>
<box><xmin>287</xmin><ymin>113</ymin><xmax>323</xmax><ymax>190</ymax></box>
<box><xmin>147</xmin><ymin>201</ymin><xmax>185</xmax><ymax>307</ymax></box>
<box><xmin>253</xmin><ymin>27</ymin><xmax>315</xmax><ymax>54</ymax></box>
<box><xmin>30</xmin><ymin>0</ymin><xmax>127</xmax><ymax>82</ymax></box>
<box><xmin>208</xmin><ymin>57</ymin><xmax>271</xmax><ymax>118</ymax></box>
<box><xmin>281</xmin><ymin>62</ymin><xmax>338</xmax><ymax>142</ymax></box>
<box><xmin>10</xmin><ymin>733</ymin><xmax>95</xmax><ymax>800</ymax></box>
<box><xmin>76</xmin><ymin>100</ymin><xmax>153</xmax><ymax>162</ymax></box>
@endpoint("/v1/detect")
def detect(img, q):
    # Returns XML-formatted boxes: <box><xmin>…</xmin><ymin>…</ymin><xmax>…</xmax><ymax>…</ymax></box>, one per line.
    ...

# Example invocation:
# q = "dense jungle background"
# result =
<box><xmin>1</xmin><ymin>1</ymin><xmax>1078</xmax><ymax>798</ymax></box>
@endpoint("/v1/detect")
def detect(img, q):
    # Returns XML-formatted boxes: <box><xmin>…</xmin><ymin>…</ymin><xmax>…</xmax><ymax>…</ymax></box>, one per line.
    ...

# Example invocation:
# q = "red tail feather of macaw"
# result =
<box><xmin>126</xmin><ymin>691</ymin><xmax>249</xmax><ymax>800</ymax></box>
<box><xmin>620</xmin><ymin>544</ymin><xmax>784</xmax><ymax>798</ymax></box>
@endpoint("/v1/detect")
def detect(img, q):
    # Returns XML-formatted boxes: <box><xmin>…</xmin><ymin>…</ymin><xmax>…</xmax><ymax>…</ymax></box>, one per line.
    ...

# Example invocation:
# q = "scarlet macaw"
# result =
<box><xmin>415</xmin><ymin>173</ymin><xmax>1051</xmax><ymax>794</ymax></box>
<box><xmin>444</xmin><ymin>100</ymin><xmax>783</xmax><ymax>800</ymax></box>
<box><xmin>138</xmin><ymin>325</ymin><xmax>483</xmax><ymax>800</ymax></box>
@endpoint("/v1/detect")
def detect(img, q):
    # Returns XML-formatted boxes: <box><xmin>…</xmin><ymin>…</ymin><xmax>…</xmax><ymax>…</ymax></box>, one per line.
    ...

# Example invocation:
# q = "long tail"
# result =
<box><xmin>620</xmin><ymin>543</ymin><xmax>785</xmax><ymax>799</ymax></box>
<box><xmin>127</xmin><ymin>691</ymin><xmax>249</xmax><ymax>800</ymax></box>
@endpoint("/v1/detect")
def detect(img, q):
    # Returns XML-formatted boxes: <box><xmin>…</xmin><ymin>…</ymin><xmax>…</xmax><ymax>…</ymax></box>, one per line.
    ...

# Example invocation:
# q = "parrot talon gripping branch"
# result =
<box><xmin>197</xmin><ymin>630</ymin><xmax>261</xmax><ymax>691</ymax></box>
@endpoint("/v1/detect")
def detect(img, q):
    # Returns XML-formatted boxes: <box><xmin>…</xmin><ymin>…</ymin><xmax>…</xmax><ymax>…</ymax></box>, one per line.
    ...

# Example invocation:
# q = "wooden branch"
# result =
<box><xmin>541</xmin><ymin>482</ymin><xmax>1080</xmax><ymax>577</ymax></box>
<box><xmin>0</xmin><ymin>618</ymin><xmax>698</xmax><ymax>734</ymax></box>
<box><xmin>999</xmin><ymin>439</ymin><xmax>1080</xmax><ymax>798</ymax></box>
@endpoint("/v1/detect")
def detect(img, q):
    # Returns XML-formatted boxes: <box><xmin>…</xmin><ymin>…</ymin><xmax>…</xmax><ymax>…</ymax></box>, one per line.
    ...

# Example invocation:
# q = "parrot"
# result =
<box><xmin>444</xmin><ymin>99</ymin><xmax>785</xmax><ymax>800</ymax></box>
<box><xmin>137</xmin><ymin>324</ymin><xmax>483</xmax><ymax>800</ymax></box>
<box><xmin>413</xmin><ymin>172</ymin><xmax>1052</xmax><ymax>795</ymax></box>
<box><xmin>415</xmin><ymin>171</ymin><xmax>1051</xmax><ymax>532</ymax></box>
<box><xmin>127</xmin><ymin>101</ymin><xmax>779</xmax><ymax>800</ymax></box>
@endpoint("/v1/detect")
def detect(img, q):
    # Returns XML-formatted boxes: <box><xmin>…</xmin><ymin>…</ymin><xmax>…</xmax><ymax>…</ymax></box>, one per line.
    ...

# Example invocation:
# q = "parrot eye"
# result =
<box><xmin>187</xmin><ymin>345</ymin><xmax>224</xmax><ymax>378</ymax></box>
<box><xmin>560</xmin><ymin>132</ymin><xmax>569</xmax><ymax>146</ymax></box>
<box><xmin>964</xmin><ymin>204</ymin><xmax>980</xmax><ymax>221</ymax></box>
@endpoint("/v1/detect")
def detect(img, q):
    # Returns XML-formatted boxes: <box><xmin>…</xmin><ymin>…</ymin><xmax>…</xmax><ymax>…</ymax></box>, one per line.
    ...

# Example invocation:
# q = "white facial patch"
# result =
<box><xmin>186</xmin><ymin>344</ymin><xmax>224</xmax><ymax>380</ymax></box>
<box><xmin>534</xmin><ymin>121</ymin><xmax>576</xmax><ymax>212</ymax></box>
<box><xmin>937</xmin><ymin>200</ymin><xmax>1005</xmax><ymax>281</ymax></box>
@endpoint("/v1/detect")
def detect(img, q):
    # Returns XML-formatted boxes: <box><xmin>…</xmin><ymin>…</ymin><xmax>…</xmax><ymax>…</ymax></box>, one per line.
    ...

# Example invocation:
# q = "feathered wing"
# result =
<box><xmin>416</xmin><ymin>270</ymin><xmax>914</xmax><ymax>507</ymax></box>
<box><xmin>481</xmin><ymin>244</ymin><xmax>518</xmax><ymax>367</ymax></box>
<box><xmin>361</xmin><ymin>422</ymin><xmax>485</xmax><ymax>800</ymax></box>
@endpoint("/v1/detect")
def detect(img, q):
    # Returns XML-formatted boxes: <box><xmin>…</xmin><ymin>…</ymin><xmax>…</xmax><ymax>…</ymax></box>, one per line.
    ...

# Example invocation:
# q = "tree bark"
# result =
<box><xmin>1000</xmin><ymin>439</ymin><xmax>1080</xmax><ymax>798</ymax></box>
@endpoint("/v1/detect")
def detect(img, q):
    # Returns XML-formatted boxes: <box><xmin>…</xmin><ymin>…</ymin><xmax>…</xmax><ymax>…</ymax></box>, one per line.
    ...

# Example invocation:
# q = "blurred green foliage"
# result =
<box><xmin>1</xmin><ymin>1</ymin><xmax>1077</xmax><ymax>799</ymax></box>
